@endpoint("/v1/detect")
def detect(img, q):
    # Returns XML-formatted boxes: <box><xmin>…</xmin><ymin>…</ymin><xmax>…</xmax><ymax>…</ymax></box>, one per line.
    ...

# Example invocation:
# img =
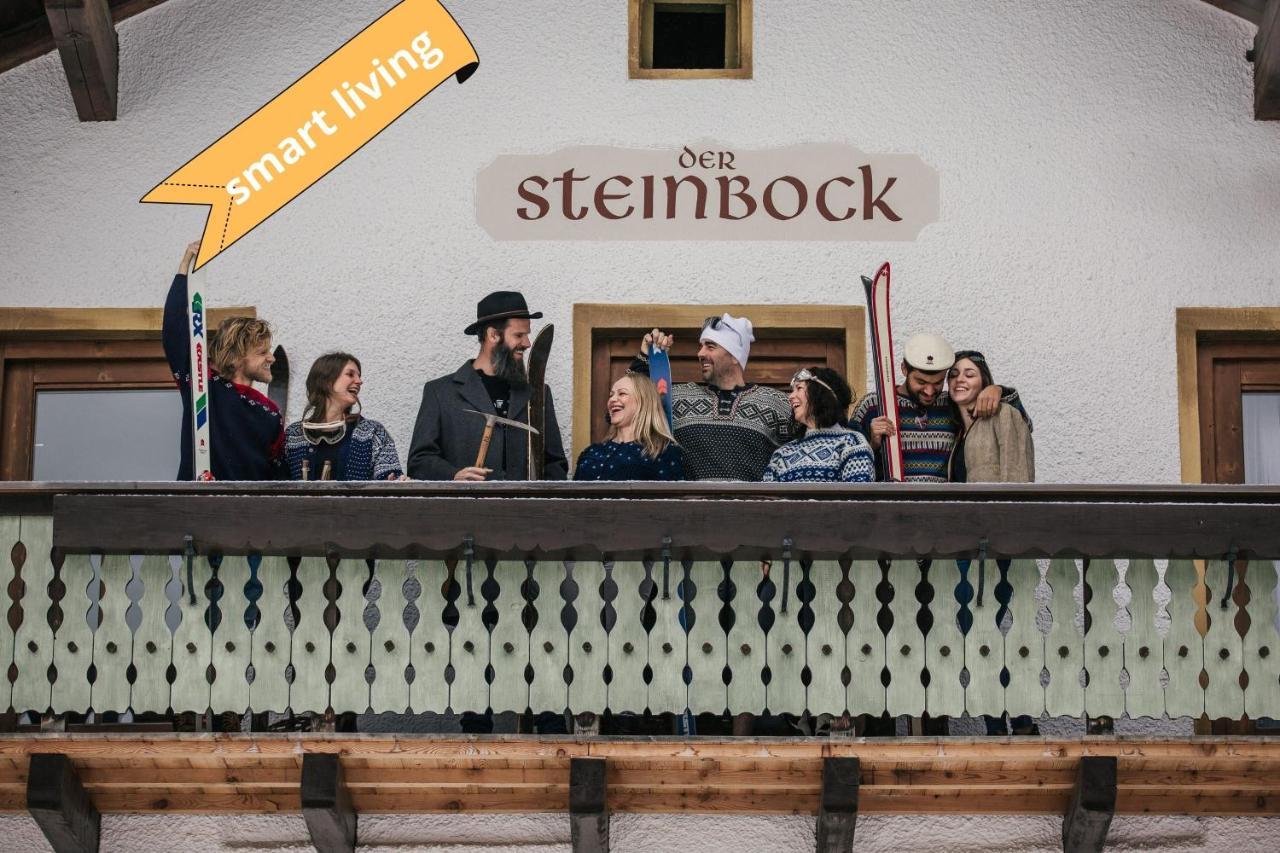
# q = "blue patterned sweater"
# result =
<box><xmin>762</xmin><ymin>426</ymin><xmax>876</xmax><ymax>483</ymax></box>
<box><xmin>573</xmin><ymin>440</ymin><xmax>683</xmax><ymax>481</ymax></box>
<box><xmin>284</xmin><ymin>417</ymin><xmax>403</xmax><ymax>481</ymax></box>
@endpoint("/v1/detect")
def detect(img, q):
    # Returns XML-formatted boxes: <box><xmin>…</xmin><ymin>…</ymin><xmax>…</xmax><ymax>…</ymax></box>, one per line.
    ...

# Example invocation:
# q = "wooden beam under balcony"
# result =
<box><xmin>1257</xmin><ymin>0</ymin><xmax>1280</xmax><ymax>118</ymax></box>
<box><xmin>44</xmin><ymin>0</ymin><xmax>117</xmax><ymax>121</ymax></box>
<box><xmin>0</xmin><ymin>736</ymin><xmax>1277</xmax><ymax>817</ymax></box>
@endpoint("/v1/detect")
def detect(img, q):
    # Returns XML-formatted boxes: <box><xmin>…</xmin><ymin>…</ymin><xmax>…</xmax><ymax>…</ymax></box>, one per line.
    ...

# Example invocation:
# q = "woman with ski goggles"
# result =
<box><xmin>762</xmin><ymin>366</ymin><xmax>875</xmax><ymax>483</ymax></box>
<box><xmin>283</xmin><ymin>352</ymin><xmax>406</xmax><ymax>481</ymax></box>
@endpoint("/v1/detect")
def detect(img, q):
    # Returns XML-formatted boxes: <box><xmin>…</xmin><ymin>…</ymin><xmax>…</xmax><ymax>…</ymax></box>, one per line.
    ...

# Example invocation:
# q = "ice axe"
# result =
<box><xmin>463</xmin><ymin>409</ymin><xmax>539</xmax><ymax>468</ymax></box>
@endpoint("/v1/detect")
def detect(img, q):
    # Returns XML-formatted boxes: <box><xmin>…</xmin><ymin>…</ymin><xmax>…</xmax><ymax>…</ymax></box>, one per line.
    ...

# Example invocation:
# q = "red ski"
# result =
<box><xmin>861</xmin><ymin>262</ymin><xmax>905</xmax><ymax>482</ymax></box>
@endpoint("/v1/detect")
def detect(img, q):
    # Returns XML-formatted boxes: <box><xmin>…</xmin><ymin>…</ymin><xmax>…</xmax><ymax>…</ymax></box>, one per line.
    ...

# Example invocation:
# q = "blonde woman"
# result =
<box><xmin>574</xmin><ymin>373</ymin><xmax>683</xmax><ymax>481</ymax></box>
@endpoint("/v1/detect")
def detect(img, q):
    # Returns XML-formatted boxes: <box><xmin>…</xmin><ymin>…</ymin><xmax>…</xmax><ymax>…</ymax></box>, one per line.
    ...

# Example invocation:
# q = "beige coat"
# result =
<box><xmin>957</xmin><ymin>404</ymin><xmax>1034</xmax><ymax>483</ymax></box>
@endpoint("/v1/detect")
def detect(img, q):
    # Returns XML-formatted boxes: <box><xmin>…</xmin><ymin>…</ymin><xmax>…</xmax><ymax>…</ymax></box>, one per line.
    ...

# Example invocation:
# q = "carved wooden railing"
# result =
<box><xmin>0</xmin><ymin>482</ymin><xmax>1276</xmax><ymax>721</ymax></box>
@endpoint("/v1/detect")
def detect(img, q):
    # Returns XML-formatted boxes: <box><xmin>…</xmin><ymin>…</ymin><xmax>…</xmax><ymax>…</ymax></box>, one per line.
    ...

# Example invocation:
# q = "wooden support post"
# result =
<box><xmin>301</xmin><ymin>754</ymin><xmax>356</xmax><ymax>853</ymax></box>
<box><xmin>1256</xmin><ymin>0</ymin><xmax>1280</xmax><ymax>119</ymax></box>
<box><xmin>44</xmin><ymin>0</ymin><xmax>118</xmax><ymax>121</ymax></box>
<box><xmin>26</xmin><ymin>754</ymin><xmax>100</xmax><ymax>853</ymax></box>
<box><xmin>816</xmin><ymin>757</ymin><xmax>860</xmax><ymax>853</ymax></box>
<box><xmin>569</xmin><ymin>757</ymin><xmax>609</xmax><ymax>853</ymax></box>
<box><xmin>1062</xmin><ymin>756</ymin><xmax>1117</xmax><ymax>853</ymax></box>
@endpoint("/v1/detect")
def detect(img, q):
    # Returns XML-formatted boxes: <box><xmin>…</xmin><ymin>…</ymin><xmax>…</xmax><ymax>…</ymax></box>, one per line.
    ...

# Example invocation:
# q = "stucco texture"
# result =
<box><xmin>2</xmin><ymin>0</ymin><xmax>1279</xmax><ymax>848</ymax></box>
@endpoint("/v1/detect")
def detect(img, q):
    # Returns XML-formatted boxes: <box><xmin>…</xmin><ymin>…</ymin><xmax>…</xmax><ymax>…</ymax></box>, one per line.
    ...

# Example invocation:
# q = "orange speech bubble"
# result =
<box><xmin>142</xmin><ymin>0</ymin><xmax>478</xmax><ymax>269</ymax></box>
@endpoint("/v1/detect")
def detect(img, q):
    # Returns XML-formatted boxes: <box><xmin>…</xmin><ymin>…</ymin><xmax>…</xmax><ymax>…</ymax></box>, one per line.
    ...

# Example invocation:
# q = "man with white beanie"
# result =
<box><xmin>632</xmin><ymin>314</ymin><xmax>793</xmax><ymax>481</ymax></box>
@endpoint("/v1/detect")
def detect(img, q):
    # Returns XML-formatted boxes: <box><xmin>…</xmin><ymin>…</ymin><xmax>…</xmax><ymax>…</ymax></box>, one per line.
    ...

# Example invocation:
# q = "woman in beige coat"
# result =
<box><xmin>947</xmin><ymin>350</ymin><xmax>1034</xmax><ymax>483</ymax></box>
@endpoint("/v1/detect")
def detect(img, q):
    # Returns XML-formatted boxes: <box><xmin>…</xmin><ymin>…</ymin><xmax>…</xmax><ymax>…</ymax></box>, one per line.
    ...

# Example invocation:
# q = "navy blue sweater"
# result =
<box><xmin>573</xmin><ymin>440</ymin><xmax>683</xmax><ymax>481</ymax></box>
<box><xmin>163</xmin><ymin>274</ymin><xmax>285</xmax><ymax>481</ymax></box>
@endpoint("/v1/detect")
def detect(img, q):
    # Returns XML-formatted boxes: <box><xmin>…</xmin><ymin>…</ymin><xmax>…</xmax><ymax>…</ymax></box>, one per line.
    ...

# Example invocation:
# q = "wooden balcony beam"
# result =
<box><xmin>44</xmin><ymin>0</ymin><xmax>117</xmax><ymax>121</ymax></box>
<box><xmin>816</xmin><ymin>757</ymin><xmax>860</xmax><ymax>853</ymax></box>
<box><xmin>569</xmin><ymin>757</ymin><xmax>609</xmax><ymax>853</ymax></box>
<box><xmin>26</xmin><ymin>753</ymin><xmax>100</xmax><ymax>853</ymax></box>
<box><xmin>1256</xmin><ymin>0</ymin><xmax>1280</xmax><ymax>118</ymax></box>
<box><xmin>1062</xmin><ymin>757</ymin><xmax>1117</xmax><ymax>853</ymax></box>
<box><xmin>301</xmin><ymin>754</ymin><xmax>356</xmax><ymax>853</ymax></box>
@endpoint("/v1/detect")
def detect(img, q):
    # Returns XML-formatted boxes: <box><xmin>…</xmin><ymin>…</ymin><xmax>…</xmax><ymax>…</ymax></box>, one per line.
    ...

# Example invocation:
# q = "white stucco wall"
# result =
<box><xmin>2</xmin><ymin>0</ymin><xmax>1279</xmax><ymax>849</ymax></box>
<box><xmin>2</xmin><ymin>0</ymin><xmax>1278</xmax><ymax>484</ymax></box>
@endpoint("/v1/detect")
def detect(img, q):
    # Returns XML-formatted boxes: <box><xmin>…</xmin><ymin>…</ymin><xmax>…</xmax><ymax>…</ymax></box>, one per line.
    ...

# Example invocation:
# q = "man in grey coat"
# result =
<box><xmin>407</xmin><ymin>291</ymin><xmax>567</xmax><ymax>481</ymax></box>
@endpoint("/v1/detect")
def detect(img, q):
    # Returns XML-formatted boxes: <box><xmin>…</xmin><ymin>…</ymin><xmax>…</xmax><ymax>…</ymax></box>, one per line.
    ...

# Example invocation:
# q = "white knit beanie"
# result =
<box><xmin>699</xmin><ymin>313</ymin><xmax>755</xmax><ymax>370</ymax></box>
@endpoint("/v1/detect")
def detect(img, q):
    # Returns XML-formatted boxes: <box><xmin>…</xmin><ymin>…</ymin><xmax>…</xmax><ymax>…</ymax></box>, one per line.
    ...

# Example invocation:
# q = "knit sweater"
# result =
<box><xmin>163</xmin><ymin>274</ymin><xmax>285</xmax><ymax>481</ymax></box>
<box><xmin>284</xmin><ymin>417</ymin><xmax>404</xmax><ymax>481</ymax></box>
<box><xmin>662</xmin><ymin>382</ymin><xmax>794</xmax><ymax>481</ymax></box>
<box><xmin>850</xmin><ymin>388</ymin><xmax>1028</xmax><ymax>483</ymax></box>
<box><xmin>573</xmin><ymin>440</ymin><xmax>683</xmax><ymax>481</ymax></box>
<box><xmin>763</xmin><ymin>426</ymin><xmax>876</xmax><ymax>483</ymax></box>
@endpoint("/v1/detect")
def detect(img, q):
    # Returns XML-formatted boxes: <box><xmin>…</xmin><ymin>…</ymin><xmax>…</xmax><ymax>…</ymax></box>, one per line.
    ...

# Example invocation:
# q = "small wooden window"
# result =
<box><xmin>630</xmin><ymin>0</ymin><xmax>752</xmax><ymax>80</ymax></box>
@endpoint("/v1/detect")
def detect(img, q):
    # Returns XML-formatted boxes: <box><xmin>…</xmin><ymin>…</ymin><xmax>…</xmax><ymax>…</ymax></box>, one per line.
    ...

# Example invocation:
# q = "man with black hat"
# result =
<box><xmin>407</xmin><ymin>291</ymin><xmax>567</xmax><ymax>481</ymax></box>
<box><xmin>850</xmin><ymin>333</ymin><xmax>1027</xmax><ymax>483</ymax></box>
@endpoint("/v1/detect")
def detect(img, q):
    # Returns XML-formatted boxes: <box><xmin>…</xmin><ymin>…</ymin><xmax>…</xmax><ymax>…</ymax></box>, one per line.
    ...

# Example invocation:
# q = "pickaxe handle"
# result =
<box><xmin>474</xmin><ymin>421</ymin><xmax>495</xmax><ymax>468</ymax></box>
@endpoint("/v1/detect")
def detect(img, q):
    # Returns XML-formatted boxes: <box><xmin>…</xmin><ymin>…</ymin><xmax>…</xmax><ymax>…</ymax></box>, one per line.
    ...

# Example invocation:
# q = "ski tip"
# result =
<box><xmin>875</xmin><ymin>261</ymin><xmax>891</xmax><ymax>280</ymax></box>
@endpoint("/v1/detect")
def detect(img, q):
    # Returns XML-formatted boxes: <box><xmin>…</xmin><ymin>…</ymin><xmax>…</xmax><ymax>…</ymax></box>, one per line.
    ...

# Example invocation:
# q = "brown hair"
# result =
<box><xmin>604</xmin><ymin>373</ymin><xmax>675</xmax><ymax>459</ymax></box>
<box><xmin>304</xmin><ymin>352</ymin><xmax>362</xmax><ymax>422</ymax></box>
<box><xmin>209</xmin><ymin>316</ymin><xmax>272</xmax><ymax>377</ymax></box>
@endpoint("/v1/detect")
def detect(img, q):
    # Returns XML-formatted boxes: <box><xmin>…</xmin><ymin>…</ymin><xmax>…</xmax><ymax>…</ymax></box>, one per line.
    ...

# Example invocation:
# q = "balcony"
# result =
<box><xmin>0</xmin><ymin>482</ymin><xmax>1277</xmax><ymax>848</ymax></box>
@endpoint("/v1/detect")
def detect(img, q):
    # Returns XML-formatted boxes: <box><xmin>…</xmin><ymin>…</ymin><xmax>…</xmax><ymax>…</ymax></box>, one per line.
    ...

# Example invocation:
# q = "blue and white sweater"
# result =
<box><xmin>284</xmin><ymin>417</ymin><xmax>403</xmax><ymax>481</ymax></box>
<box><xmin>762</xmin><ymin>426</ymin><xmax>876</xmax><ymax>483</ymax></box>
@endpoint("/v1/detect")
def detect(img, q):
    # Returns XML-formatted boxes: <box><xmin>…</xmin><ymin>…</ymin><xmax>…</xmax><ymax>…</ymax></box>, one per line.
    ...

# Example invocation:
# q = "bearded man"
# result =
<box><xmin>407</xmin><ymin>291</ymin><xmax>567</xmax><ymax>480</ymax></box>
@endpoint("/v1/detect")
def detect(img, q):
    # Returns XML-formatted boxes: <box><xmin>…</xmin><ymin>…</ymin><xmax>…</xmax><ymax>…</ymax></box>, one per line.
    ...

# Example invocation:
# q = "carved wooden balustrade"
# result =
<box><xmin>0</xmin><ymin>482</ymin><xmax>1277</xmax><ymax>722</ymax></box>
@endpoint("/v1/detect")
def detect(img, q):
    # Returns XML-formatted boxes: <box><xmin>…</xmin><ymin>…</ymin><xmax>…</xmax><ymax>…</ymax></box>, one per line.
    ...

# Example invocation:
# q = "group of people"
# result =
<box><xmin>163</xmin><ymin>242</ymin><xmax>1034</xmax><ymax>488</ymax></box>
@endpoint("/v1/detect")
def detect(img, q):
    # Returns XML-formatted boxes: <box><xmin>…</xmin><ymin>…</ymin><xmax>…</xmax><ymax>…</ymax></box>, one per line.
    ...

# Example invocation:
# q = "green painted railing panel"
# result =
<box><xmin>1044</xmin><ymin>558</ymin><xmax>1084</xmax><ymax>717</ymax></box>
<box><xmin>5</xmin><ymin>513</ymin><xmax>1280</xmax><ymax>724</ymax></box>
<box><xmin>808</xmin><ymin>561</ymin><xmax>850</xmax><ymax>716</ymax></box>
<box><xmin>1203</xmin><ymin>559</ymin><xmax>1246</xmax><ymax>720</ymax></box>
<box><xmin>49</xmin><ymin>552</ymin><xmax>93</xmax><ymax>714</ymax></box>
<box><xmin>686</xmin><ymin>561</ymin><xmax>724</xmax><ymax>715</ymax></box>
<box><xmin>1084</xmin><ymin>559</ymin><xmax>1125</xmax><ymax>717</ymax></box>
<box><xmin>847</xmin><ymin>560</ymin><xmax>886</xmax><ymax>716</ymax></box>
<box><xmin>89</xmin><ymin>554</ymin><xmax>133</xmax><ymax>714</ymax></box>
<box><xmin>1005</xmin><ymin>560</ymin><xmax>1045</xmax><ymax>719</ymax></box>
<box><xmin>248</xmin><ymin>556</ymin><xmax>290</xmax><ymax>714</ymax></box>
<box><xmin>0</xmin><ymin>515</ymin><xmax>19</xmax><ymax>713</ymax></box>
<box><xmin>130</xmin><ymin>554</ymin><xmax>176</xmax><ymax>714</ymax></box>
<box><xmin>1124</xmin><ymin>559</ymin><xmax>1165</xmax><ymax>719</ymax></box>
<box><xmin>1244</xmin><ymin>561</ymin><xmax>1280</xmax><ymax>720</ymax></box>
<box><xmin>1164</xmin><ymin>559</ymin><xmax>1205</xmax><ymax>719</ymax></box>
<box><xmin>408</xmin><ymin>560</ymin><xmax>449</xmax><ymax>714</ymax></box>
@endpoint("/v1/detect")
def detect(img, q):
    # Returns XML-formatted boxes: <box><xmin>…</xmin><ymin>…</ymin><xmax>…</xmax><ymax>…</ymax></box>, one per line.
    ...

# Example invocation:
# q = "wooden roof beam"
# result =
<box><xmin>44</xmin><ymin>0</ymin><xmax>116</xmax><ymax>121</ymax></box>
<box><xmin>1256</xmin><ymin>0</ymin><xmax>1280</xmax><ymax>118</ymax></box>
<box><xmin>1201</xmin><ymin>0</ymin><xmax>1266</xmax><ymax>24</ymax></box>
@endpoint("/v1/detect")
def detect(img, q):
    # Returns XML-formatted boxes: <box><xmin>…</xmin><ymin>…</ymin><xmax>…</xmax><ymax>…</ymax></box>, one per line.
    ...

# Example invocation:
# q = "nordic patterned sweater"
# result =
<box><xmin>850</xmin><ymin>388</ymin><xmax>1029</xmax><ymax>483</ymax></box>
<box><xmin>763</xmin><ymin>426</ymin><xmax>876</xmax><ymax>483</ymax></box>
<box><xmin>630</xmin><ymin>357</ymin><xmax>794</xmax><ymax>481</ymax></box>
<box><xmin>163</xmin><ymin>274</ymin><xmax>286</xmax><ymax>481</ymax></box>
<box><xmin>284</xmin><ymin>417</ymin><xmax>403</xmax><ymax>481</ymax></box>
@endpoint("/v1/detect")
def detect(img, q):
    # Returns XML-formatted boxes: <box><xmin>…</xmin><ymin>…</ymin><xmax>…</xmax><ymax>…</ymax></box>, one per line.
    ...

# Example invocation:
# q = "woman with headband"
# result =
<box><xmin>284</xmin><ymin>352</ymin><xmax>406</xmax><ymax>481</ymax></box>
<box><xmin>763</xmin><ymin>366</ymin><xmax>875</xmax><ymax>483</ymax></box>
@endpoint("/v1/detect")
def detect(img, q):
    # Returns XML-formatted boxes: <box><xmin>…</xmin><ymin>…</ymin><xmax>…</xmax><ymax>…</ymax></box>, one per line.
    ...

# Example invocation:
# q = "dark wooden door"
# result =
<box><xmin>1197</xmin><ymin>339</ymin><xmax>1280</xmax><ymax>484</ymax></box>
<box><xmin>588</xmin><ymin>327</ymin><xmax>846</xmax><ymax>443</ymax></box>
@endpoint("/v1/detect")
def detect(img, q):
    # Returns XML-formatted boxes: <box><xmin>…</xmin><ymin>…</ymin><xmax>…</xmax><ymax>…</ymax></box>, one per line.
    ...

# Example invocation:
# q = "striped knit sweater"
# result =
<box><xmin>669</xmin><ymin>382</ymin><xmax>794</xmax><ymax>481</ymax></box>
<box><xmin>851</xmin><ymin>388</ymin><xmax>1028</xmax><ymax>483</ymax></box>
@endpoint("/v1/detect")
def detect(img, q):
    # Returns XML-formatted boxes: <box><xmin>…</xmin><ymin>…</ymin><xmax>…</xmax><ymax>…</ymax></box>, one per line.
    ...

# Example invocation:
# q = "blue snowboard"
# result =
<box><xmin>649</xmin><ymin>347</ymin><xmax>674</xmax><ymax>427</ymax></box>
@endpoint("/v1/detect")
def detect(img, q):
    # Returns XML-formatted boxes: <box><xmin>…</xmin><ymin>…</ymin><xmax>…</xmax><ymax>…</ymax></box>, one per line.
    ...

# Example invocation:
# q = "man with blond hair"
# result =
<box><xmin>163</xmin><ymin>241</ymin><xmax>285</xmax><ymax>480</ymax></box>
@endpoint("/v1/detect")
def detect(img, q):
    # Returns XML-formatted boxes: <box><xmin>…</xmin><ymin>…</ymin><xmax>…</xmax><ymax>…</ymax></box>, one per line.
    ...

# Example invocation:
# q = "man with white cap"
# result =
<box><xmin>632</xmin><ymin>314</ymin><xmax>793</xmax><ymax>481</ymax></box>
<box><xmin>851</xmin><ymin>332</ymin><xmax>1024</xmax><ymax>483</ymax></box>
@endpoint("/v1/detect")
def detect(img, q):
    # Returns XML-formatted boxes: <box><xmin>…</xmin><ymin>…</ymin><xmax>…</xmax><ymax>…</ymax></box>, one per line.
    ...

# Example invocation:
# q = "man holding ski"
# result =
<box><xmin>851</xmin><ymin>332</ymin><xmax>1024</xmax><ymax>483</ymax></box>
<box><xmin>163</xmin><ymin>241</ymin><xmax>286</xmax><ymax>480</ymax></box>
<box><xmin>407</xmin><ymin>290</ymin><xmax>567</xmax><ymax>481</ymax></box>
<box><xmin>633</xmin><ymin>314</ymin><xmax>793</xmax><ymax>481</ymax></box>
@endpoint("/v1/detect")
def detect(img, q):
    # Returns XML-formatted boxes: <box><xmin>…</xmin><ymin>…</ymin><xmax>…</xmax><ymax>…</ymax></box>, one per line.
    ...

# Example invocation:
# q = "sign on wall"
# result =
<box><xmin>476</xmin><ymin>143</ymin><xmax>938</xmax><ymax>241</ymax></box>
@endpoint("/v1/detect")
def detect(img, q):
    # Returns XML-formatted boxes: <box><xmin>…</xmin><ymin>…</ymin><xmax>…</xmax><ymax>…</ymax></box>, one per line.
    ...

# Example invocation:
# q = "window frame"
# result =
<box><xmin>629</xmin><ymin>0</ymin><xmax>753</xmax><ymax>80</ymax></box>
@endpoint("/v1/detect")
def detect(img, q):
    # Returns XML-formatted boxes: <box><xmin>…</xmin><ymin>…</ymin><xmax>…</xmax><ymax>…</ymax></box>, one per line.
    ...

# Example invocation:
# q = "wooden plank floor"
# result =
<box><xmin>0</xmin><ymin>735</ymin><xmax>1276</xmax><ymax>816</ymax></box>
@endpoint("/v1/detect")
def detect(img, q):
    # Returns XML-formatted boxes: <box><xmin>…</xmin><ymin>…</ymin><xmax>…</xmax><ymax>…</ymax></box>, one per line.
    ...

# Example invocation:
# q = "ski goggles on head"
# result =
<box><xmin>701</xmin><ymin>315</ymin><xmax>743</xmax><ymax>345</ymax></box>
<box><xmin>791</xmin><ymin>368</ymin><xmax>834</xmax><ymax>395</ymax></box>
<box><xmin>301</xmin><ymin>419</ymin><xmax>347</xmax><ymax>445</ymax></box>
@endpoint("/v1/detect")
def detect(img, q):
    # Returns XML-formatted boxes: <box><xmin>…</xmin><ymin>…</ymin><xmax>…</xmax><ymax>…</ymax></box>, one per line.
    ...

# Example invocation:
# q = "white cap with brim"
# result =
<box><xmin>700</xmin><ymin>313</ymin><xmax>755</xmax><ymax>370</ymax></box>
<box><xmin>903</xmin><ymin>333</ymin><xmax>955</xmax><ymax>373</ymax></box>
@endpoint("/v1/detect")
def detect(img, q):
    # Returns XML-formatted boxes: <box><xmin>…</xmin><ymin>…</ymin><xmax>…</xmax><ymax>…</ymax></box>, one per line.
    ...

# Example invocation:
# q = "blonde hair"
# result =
<box><xmin>605</xmin><ymin>373</ymin><xmax>675</xmax><ymax>460</ymax></box>
<box><xmin>210</xmin><ymin>316</ymin><xmax>272</xmax><ymax>377</ymax></box>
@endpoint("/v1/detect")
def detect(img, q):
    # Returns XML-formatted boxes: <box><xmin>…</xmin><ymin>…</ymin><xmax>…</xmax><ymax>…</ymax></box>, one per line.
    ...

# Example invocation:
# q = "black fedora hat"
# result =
<box><xmin>464</xmin><ymin>291</ymin><xmax>544</xmax><ymax>336</ymax></box>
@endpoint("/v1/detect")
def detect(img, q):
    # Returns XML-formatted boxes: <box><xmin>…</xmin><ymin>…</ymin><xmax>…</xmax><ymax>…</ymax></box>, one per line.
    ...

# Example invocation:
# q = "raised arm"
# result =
<box><xmin>162</xmin><ymin>241</ymin><xmax>202</xmax><ymax>381</ymax></box>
